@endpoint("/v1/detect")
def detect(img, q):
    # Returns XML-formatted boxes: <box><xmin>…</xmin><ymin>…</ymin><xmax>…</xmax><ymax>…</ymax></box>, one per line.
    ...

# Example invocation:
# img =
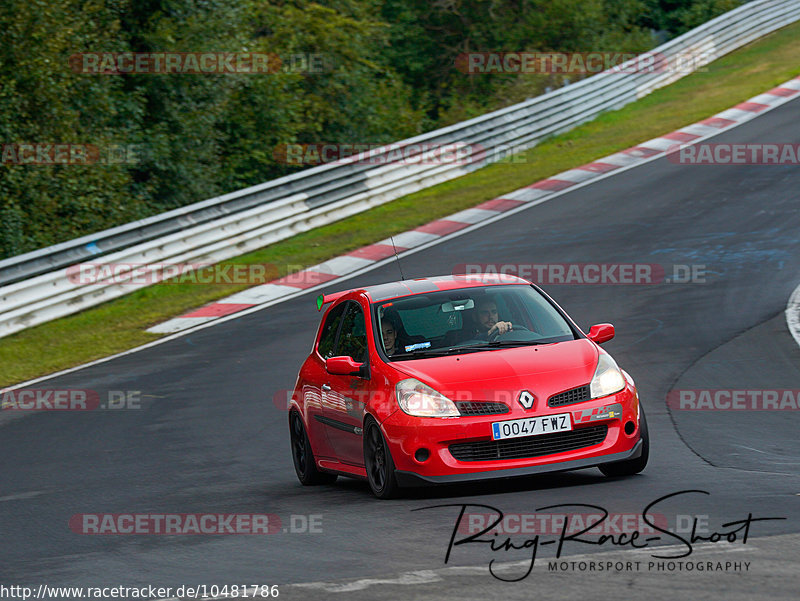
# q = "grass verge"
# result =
<box><xmin>2</xmin><ymin>21</ymin><xmax>800</xmax><ymax>387</ymax></box>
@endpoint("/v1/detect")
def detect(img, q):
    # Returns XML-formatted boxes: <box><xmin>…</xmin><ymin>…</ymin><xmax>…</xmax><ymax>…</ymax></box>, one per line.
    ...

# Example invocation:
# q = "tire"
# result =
<box><xmin>289</xmin><ymin>411</ymin><xmax>338</xmax><ymax>485</ymax></box>
<box><xmin>599</xmin><ymin>404</ymin><xmax>649</xmax><ymax>477</ymax></box>
<box><xmin>363</xmin><ymin>418</ymin><xmax>400</xmax><ymax>499</ymax></box>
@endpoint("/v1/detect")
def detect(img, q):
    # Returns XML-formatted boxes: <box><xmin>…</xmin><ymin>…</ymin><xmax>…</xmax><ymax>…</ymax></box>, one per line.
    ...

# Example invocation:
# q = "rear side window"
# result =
<box><xmin>336</xmin><ymin>303</ymin><xmax>368</xmax><ymax>362</ymax></box>
<box><xmin>318</xmin><ymin>303</ymin><xmax>347</xmax><ymax>359</ymax></box>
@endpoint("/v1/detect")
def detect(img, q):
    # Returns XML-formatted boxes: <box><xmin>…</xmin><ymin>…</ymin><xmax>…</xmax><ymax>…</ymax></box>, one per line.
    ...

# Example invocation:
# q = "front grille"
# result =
<box><xmin>456</xmin><ymin>401</ymin><xmax>510</xmax><ymax>416</ymax></box>
<box><xmin>548</xmin><ymin>385</ymin><xmax>590</xmax><ymax>407</ymax></box>
<box><xmin>449</xmin><ymin>424</ymin><xmax>607</xmax><ymax>462</ymax></box>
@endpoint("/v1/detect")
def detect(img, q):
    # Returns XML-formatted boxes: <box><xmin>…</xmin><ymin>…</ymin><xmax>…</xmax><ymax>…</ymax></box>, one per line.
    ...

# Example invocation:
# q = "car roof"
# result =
<box><xmin>329</xmin><ymin>273</ymin><xmax>531</xmax><ymax>304</ymax></box>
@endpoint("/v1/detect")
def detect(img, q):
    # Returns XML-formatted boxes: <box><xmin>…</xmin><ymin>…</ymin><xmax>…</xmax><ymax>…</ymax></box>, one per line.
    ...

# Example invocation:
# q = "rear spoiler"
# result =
<box><xmin>316</xmin><ymin>290</ymin><xmax>348</xmax><ymax>311</ymax></box>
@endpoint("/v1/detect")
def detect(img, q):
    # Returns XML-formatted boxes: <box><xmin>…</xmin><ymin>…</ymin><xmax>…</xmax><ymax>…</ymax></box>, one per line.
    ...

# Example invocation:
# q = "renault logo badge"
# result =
<box><xmin>518</xmin><ymin>390</ymin><xmax>535</xmax><ymax>409</ymax></box>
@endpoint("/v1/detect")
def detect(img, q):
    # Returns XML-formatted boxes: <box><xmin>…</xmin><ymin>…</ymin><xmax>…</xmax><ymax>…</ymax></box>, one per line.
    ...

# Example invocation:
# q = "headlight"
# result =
<box><xmin>589</xmin><ymin>353</ymin><xmax>626</xmax><ymax>399</ymax></box>
<box><xmin>396</xmin><ymin>378</ymin><xmax>459</xmax><ymax>417</ymax></box>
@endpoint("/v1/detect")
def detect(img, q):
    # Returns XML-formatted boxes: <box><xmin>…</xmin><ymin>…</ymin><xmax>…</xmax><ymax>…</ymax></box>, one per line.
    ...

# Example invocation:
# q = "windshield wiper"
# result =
<box><xmin>390</xmin><ymin>340</ymin><xmax>555</xmax><ymax>359</ymax></box>
<box><xmin>451</xmin><ymin>340</ymin><xmax>552</xmax><ymax>350</ymax></box>
<box><xmin>390</xmin><ymin>346</ymin><xmax>488</xmax><ymax>359</ymax></box>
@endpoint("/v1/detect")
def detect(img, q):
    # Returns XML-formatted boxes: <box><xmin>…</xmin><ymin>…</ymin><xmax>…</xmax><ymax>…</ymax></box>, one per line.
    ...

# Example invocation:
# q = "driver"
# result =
<box><xmin>474</xmin><ymin>296</ymin><xmax>513</xmax><ymax>339</ymax></box>
<box><xmin>380</xmin><ymin>308</ymin><xmax>403</xmax><ymax>355</ymax></box>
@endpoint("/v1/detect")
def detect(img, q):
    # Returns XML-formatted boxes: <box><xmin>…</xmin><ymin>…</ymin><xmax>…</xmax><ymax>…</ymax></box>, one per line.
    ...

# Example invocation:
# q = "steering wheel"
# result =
<box><xmin>487</xmin><ymin>323</ymin><xmax>530</xmax><ymax>342</ymax></box>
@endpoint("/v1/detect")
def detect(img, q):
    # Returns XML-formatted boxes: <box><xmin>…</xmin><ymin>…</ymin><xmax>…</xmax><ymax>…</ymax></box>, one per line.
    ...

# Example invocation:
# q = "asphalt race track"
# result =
<box><xmin>2</xmin><ymin>95</ymin><xmax>799</xmax><ymax>600</ymax></box>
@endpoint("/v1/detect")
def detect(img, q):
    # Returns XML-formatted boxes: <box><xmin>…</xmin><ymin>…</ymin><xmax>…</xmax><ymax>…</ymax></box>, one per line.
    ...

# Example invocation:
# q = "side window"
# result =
<box><xmin>336</xmin><ymin>303</ymin><xmax>368</xmax><ymax>362</ymax></box>
<box><xmin>318</xmin><ymin>303</ymin><xmax>347</xmax><ymax>359</ymax></box>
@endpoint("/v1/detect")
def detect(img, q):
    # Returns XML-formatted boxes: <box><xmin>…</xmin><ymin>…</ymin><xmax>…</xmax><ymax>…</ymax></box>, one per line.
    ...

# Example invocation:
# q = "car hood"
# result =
<box><xmin>391</xmin><ymin>339</ymin><xmax>599</xmax><ymax>405</ymax></box>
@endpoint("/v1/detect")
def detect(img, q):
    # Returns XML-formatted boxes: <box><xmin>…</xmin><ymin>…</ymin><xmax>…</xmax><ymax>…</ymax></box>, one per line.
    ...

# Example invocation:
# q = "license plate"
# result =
<box><xmin>491</xmin><ymin>413</ymin><xmax>572</xmax><ymax>441</ymax></box>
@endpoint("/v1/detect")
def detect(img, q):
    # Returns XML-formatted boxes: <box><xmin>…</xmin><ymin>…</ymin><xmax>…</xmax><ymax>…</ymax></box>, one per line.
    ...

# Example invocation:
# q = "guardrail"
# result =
<box><xmin>1</xmin><ymin>0</ymin><xmax>798</xmax><ymax>339</ymax></box>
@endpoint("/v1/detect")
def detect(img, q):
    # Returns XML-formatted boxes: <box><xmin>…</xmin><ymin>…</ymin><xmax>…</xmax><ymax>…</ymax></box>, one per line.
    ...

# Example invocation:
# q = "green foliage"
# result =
<box><xmin>640</xmin><ymin>0</ymin><xmax>744</xmax><ymax>35</ymax></box>
<box><xmin>0</xmin><ymin>0</ymin><xmax>747</xmax><ymax>258</ymax></box>
<box><xmin>0</xmin><ymin>0</ymin><xmax>142</xmax><ymax>252</ymax></box>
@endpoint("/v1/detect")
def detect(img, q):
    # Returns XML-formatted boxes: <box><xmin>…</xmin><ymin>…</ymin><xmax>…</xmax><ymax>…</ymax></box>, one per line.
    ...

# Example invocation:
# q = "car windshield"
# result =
<box><xmin>374</xmin><ymin>285</ymin><xmax>577</xmax><ymax>360</ymax></box>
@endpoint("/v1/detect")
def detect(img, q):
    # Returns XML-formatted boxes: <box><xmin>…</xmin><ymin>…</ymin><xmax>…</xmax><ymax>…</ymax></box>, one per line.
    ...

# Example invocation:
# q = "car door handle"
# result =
<box><xmin>321</xmin><ymin>384</ymin><xmax>332</xmax><ymax>391</ymax></box>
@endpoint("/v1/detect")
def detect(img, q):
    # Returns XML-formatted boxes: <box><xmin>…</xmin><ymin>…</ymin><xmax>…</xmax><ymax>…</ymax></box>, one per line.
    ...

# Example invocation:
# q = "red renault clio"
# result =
<box><xmin>288</xmin><ymin>274</ymin><xmax>648</xmax><ymax>498</ymax></box>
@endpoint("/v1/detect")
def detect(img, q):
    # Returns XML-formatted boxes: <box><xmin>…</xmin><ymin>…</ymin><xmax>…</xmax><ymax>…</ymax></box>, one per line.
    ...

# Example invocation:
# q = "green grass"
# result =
<box><xmin>2</xmin><ymin>21</ymin><xmax>800</xmax><ymax>387</ymax></box>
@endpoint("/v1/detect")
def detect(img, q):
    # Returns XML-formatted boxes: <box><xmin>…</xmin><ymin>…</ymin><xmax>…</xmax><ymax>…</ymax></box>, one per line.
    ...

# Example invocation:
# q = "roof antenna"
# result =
<box><xmin>390</xmin><ymin>236</ymin><xmax>406</xmax><ymax>281</ymax></box>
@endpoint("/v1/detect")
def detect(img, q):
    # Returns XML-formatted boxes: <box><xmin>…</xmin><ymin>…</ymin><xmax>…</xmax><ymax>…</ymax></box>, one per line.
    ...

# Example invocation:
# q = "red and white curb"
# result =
<box><xmin>148</xmin><ymin>76</ymin><xmax>800</xmax><ymax>335</ymax></box>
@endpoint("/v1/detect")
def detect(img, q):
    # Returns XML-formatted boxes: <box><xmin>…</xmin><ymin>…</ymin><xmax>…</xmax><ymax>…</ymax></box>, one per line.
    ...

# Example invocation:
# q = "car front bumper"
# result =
<box><xmin>381</xmin><ymin>383</ymin><xmax>642</xmax><ymax>486</ymax></box>
<box><xmin>394</xmin><ymin>438</ymin><xmax>643</xmax><ymax>486</ymax></box>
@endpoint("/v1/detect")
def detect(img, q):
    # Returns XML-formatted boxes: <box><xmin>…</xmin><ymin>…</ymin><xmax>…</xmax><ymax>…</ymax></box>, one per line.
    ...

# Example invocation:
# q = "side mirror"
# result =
<box><xmin>588</xmin><ymin>323</ymin><xmax>615</xmax><ymax>344</ymax></box>
<box><xmin>326</xmin><ymin>356</ymin><xmax>364</xmax><ymax>376</ymax></box>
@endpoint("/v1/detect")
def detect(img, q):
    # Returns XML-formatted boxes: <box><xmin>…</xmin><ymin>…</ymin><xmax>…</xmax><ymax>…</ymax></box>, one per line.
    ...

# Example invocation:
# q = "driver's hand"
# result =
<box><xmin>488</xmin><ymin>321</ymin><xmax>513</xmax><ymax>336</ymax></box>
